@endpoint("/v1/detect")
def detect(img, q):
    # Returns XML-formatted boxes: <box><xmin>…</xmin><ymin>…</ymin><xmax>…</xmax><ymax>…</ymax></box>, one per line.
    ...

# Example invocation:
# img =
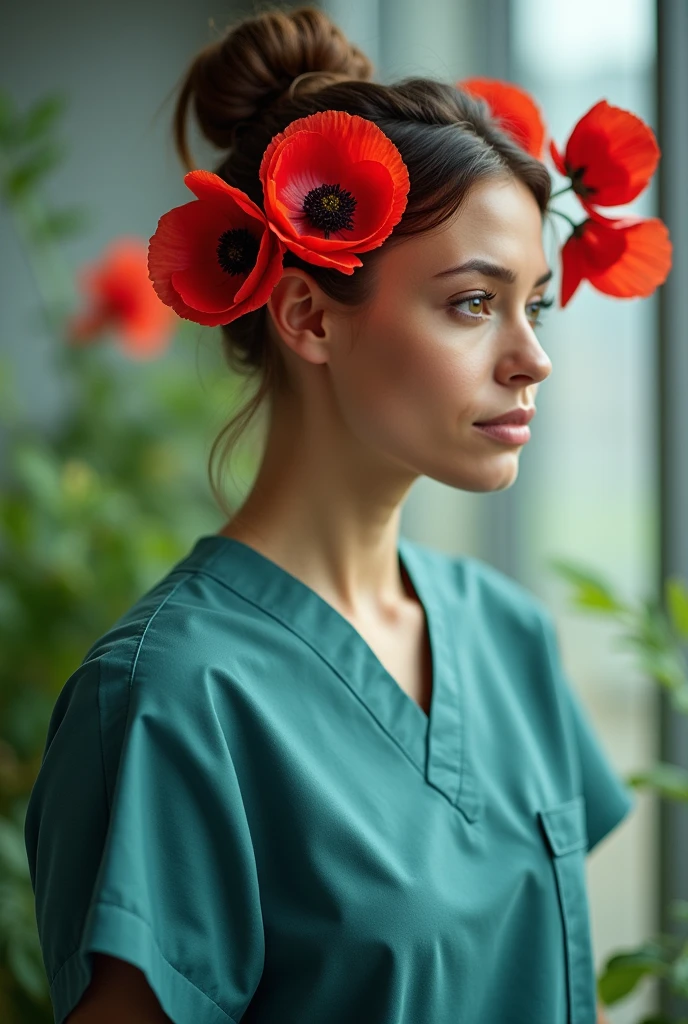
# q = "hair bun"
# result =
<box><xmin>175</xmin><ymin>6</ymin><xmax>374</xmax><ymax>167</ymax></box>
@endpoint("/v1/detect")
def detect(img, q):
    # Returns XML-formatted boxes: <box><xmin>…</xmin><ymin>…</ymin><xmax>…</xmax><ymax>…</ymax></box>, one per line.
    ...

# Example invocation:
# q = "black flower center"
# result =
<box><xmin>567</xmin><ymin>162</ymin><xmax>596</xmax><ymax>198</ymax></box>
<box><xmin>302</xmin><ymin>183</ymin><xmax>357</xmax><ymax>239</ymax></box>
<box><xmin>216</xmin><ymin>228</ymin><xmax>260</xmax><ymax>275</ymax></box>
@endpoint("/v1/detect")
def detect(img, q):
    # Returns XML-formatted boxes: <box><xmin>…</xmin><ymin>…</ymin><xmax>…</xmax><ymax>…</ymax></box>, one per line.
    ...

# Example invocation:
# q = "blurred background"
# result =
<box><xmin>1</xmin><ymin>1</ymin><xmax>687</xmax><ymax>1022</ymax></box>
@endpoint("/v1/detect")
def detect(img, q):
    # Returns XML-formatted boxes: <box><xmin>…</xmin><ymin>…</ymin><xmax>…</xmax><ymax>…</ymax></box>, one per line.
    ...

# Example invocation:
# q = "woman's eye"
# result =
<box><xmin>451</xmin><ymin>294</ymin><xmax>494</xmax><ymax>318</ymax></box>
<box><xmin>450</xmin><ymin>292</ymin><xmax>552</xmax><ymax>328</ymax></box>
<box><xmin>526</xmin><ymin>297</ymin><xmax>553</xmax><ymax>327</ymax></box>
<box><xmin>464</xmin><ymin>297</ymin><xmax>486</xmax><ymax>315</ymax></box>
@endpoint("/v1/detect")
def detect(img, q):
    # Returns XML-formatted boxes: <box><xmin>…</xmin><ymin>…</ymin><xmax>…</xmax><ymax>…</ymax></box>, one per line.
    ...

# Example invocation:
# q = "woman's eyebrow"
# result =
<box><xmin>433</xmin><ymin>258</ymin><xmax>553</xmax><ymax>287</ymax></box>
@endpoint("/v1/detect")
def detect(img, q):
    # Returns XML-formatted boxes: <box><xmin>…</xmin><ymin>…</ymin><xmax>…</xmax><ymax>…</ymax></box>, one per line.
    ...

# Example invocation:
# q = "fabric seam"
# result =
<box><xmin>52</xmin><ymin>572</ymin><xmax>203</xmax><ymax>983</ymax></box>
<box><xmin>49</xmin><ymin>899</ymin><xmax>240</xmax><ymax>1023</ymax></box>
<box><xmin>165</xmin><ymin>564</ymin><xmax>432</xmax><ymax>787</ymax></box>
<box><xmin>97</xmin><ymin>572</ymin><xmax>195</xmax><ymax>810</ymax></box>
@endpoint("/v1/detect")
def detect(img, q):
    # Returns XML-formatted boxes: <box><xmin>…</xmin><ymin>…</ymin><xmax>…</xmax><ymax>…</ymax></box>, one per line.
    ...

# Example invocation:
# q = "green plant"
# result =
<box><xmin>547</xmin><ymin>556</ymin><xmax>688</xmax><ymax>1024</ymax></box>
<box><xmin>0</xmin><ymin>91</ymin><xmax>260</xmax><ymax>1022</ymax></box>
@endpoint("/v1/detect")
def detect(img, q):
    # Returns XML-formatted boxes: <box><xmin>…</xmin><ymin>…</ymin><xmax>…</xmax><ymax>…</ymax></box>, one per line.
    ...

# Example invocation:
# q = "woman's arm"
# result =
<box><xmin>65</xmin><ymin>953</ymin><xmax>172</xmax><ymax>1023</ymax></box>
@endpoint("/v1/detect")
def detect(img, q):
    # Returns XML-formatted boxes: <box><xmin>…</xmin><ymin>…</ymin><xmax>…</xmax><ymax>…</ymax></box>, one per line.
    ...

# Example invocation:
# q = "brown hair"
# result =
<box><xmin>173</xmin><ymin>5</ymin><xmax>552</xmax><ymax>518</ymax></box>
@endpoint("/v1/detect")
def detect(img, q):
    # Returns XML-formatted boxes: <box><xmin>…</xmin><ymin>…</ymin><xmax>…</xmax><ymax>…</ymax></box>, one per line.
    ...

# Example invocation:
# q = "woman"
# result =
<box><xmin>25</xmin><ymin>7</ymin><xmax>636</xmax><ymax>1023</ymax></box>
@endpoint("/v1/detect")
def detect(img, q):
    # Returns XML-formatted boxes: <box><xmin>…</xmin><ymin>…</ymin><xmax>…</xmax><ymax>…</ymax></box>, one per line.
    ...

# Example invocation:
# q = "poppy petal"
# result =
<box><xmin>269</xmin><ymin>133</ymin><xmax>343</xmax><ymax>236</ymax></box>
<box><xmin>265</xmin><ymin>224</ymin><xmax>362</xmax><ymax>272</ymax></box>
<box><xmin>559</xmin><ymin>237</ymin><xmax>587</xmax><ymax>308</ymax></box>
<box><xmin>184</xmin><ymin>170</ymin><xmax>267</xmax><ymax>226</ymax></box>
<box><xmin>119</xmin><ymin>333</ymin><xmax>172</xmax><ymax>360</ymax></box>
<box><xmin>559</xmin><ymin>219</ymin><xmax>625</xmax><ymax>308</ymax></box>
<box><xmin>166</xmin><ymin>228</ymin><xmax>284</xmax><ymax>316</ymax></box>
<box><xmin>311</xmin><ymin>109</ymin><xmax>401</xmax><ymax>164</ymax></box>
<box><xmin>549</xmin><ymin>138</ymin><xmax>567</xmax><ymax>178</ymax></box>
<box><xmin>67</xmin><ymin>307</ymin><xmax>111</xmax><ymax>341</ymax></box>
<box><xmin>275</xmin><ymin>176</ymin><xmax>321</xmax><ymax>236</ymax></box>
<box><xmin>233</xmin><ymin>229</ymin><xmax>285</xmax><ymax>306</ymax></box>
<box><xmin>560</xmin><ymin>213</ymin><xmax>672</xmax><ymax>307</ymax></box>
<box><xmin>274</xmin><ymin>132</ymin><xmax>342</xmax><ymax>183</ymax></box>
<box><xmin>333</xmin><ymin>161</ymin><xmax>393</xmax><ymax>242</ymax></box>
<box><xmin>149</xmin><ymin>171</ymin><xmax>286</xmax><ymax>325</ymax></box>
<box><xmin>149</xmin><ymin>201</ymin><xmax>263</xmax><ymax>313</ymax></box>
<box><xmin>587</xmin><ymin>218</ymin><xmax>672</xmax><ymax>298</ymax></box>
<box><xmin>260</xmin><ymin>109</ymin><xmax>405</xmax><ymax>182</ymax></box>
<box><xmin>219</xmin><ymin>238</ymin><xmax>286</xmax><ymax>322</ymax></box>
<box><xmin>458</xmin><ymin>78</ymin><xmax>548</xmax><ymax>160</ymax></box>
<box><xmin>272</xmin><ymin>159</ymin><xmax>393</xmax><ymax>249</ymax></box>
<box><xmin>563</xmin><ymin>99</ymin><xmax>660</xmax><ymax>207</ymax></box>
<box><xmin>278</xmin><ymin>168</ymin><xmax>328</xmax><ymax>223</ymax></box>
<box><xmin>117</xmin><ymin>304</ymin><xmax>176</xmax><ymax>359</ymax></box>
<box><xmin>149</xmin><ymin>202</ymin><xmax>242</xmax><ymax>276</ymax></box>
<box><xmin>146</xmin><ymin>269</ymin><xmax>233</xmax><ymax>327</ymax></box>
<box><xmin>71</xmin><ymin>237</ymin><xmax>175</xmax><ymax>356</ymax></box>
<box><xmin>260</xmin><ymin>109</ymin><xmax>409</xmax><ymax>265</ymax></box>
<box><xmin>171</xmin><ymin>261</ymin><xmax>245</xmax><ymax>312</ymax></box>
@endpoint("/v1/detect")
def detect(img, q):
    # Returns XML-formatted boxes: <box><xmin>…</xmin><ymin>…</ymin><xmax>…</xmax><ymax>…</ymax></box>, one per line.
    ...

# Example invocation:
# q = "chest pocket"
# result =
<box><xmin>538</xmin><ymin>795</ymin><xmax>595</xmax><ymax>1024</ymax></box>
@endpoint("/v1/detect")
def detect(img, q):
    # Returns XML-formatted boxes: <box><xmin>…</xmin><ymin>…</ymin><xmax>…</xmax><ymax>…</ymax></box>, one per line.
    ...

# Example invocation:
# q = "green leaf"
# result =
<box><xmin>640</xmin><ymin>596</ymin><xmax>676</xmax><ymax>648</ymax></box>
<box><xmin>2</xmin><ymin>142</ymin><xmax>65</xmax><ymax>199</ymax></box>
<box><xmin>613</xmin><ymin>597</ymin><xmax>688</xmax><ymax>691</ymax></box>
<box><xmin>10</xmin><ymin>443</ymin><xmax>63</xmax><ymax>513</ymax></box>
<box><xmin>0</xmin><ymin>92</ymin><xmax>66</xmax><ymax>151</ymax></box>
<box><xmin>0</xmin><ymin>817</ymin><xmax>30</xmax><ymax>878</ymax></box>
<box><xmin>7</xmin><ymin>936</ymin><xmax>48</xmax><ymax>1000</ymax></box>
<box><xmin>666</xmin><ymin>577</ymin><xmax>688</xmax><ymax>638</ymax></box>
<box><xmin>0</xmin><ymin>580</ymin><xmax>25</xmax><ymax>633</ymax></box>
<box><xmin>19</xmin><ymin>94</ymin><xmax>67</xmax><ymax>144</ymax></box>
<box><xmin>625</xmin><ymin>761</ymin><xmax>688</xmax><ymax>800</ymax></box>
<box><xmin>597</xmin><ymin>942</ymin><xmax>672</xmax><ymax>1003</ymax></box>
<box><xmin>29</xmin><ymin>204</ymin><xmax>90</xmax><ymax>242</ymax></box>
<box><xmin>629</xmin><ymin>645</ymin><xmax>686</xmax><ymax>693</ymax></box>
<box><xmin>671</xmin><ymin>953</ymin><xmax>688</xmax><ymax>996</ymax></box>
<box><xmin>545</xmin><ymin>557</ymin><xmax>631</xmax><ymax>614</ymax></box>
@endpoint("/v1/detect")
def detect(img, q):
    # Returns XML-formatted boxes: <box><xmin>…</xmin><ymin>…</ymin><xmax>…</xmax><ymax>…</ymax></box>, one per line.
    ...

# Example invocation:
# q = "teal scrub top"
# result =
<box><xmin>24</xmin><ymin>534</ymin><xmax>635</xmax><ymax>1024</ymax></box>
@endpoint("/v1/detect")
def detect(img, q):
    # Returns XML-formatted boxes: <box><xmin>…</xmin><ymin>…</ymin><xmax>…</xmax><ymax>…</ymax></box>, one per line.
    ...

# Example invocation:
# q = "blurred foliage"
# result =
<box><xmin>547</xmin><ymin>557</ymin><xmax>688</xmax><ymax>1022</ymax></box>
<box><xmin>0</xmin><ymin>90</ymin><xmax>260</xmax><ymax>1021</ymax></box>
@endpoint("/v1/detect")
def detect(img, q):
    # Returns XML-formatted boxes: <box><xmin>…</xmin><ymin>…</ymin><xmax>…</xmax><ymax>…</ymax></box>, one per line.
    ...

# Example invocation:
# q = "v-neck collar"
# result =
<box><xmin>177</xmin><ymin>533</ymin><xmax>483</xmax><ymax>823</ymax></box>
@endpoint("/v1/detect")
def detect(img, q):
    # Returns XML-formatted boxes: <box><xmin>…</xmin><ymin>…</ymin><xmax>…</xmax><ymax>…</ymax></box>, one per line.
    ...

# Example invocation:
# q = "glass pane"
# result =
<box><xmin>512</xmin><ymin>2</ymin><xmax>659</xmax><ymax>1022</ymax></box>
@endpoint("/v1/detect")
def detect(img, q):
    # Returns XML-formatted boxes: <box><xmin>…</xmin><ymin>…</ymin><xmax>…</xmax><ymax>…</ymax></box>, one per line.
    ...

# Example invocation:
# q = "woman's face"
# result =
<box><xmin>318</xmin><ymin>174</ymin><xmax>554</xmax><ymax>494</ymax></box>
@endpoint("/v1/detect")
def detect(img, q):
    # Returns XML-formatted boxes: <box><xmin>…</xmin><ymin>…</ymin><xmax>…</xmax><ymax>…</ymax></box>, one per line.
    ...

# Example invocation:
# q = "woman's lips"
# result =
<box><xmin>473</xmin><ymin>423</ymin><xmax>531</xmax><ymax>444</ymax></box>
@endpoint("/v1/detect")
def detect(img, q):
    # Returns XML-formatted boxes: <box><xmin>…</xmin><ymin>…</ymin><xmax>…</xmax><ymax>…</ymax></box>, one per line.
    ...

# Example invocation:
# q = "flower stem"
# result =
<box><xmin>550</xmin><ymin>185</ymin><xmax>573</xmax><ymax>199</ymax></box>
<box><xmin>547</xmin><ymin>206</ymin><xmax>582</xmax><ymax>230</ymax></box>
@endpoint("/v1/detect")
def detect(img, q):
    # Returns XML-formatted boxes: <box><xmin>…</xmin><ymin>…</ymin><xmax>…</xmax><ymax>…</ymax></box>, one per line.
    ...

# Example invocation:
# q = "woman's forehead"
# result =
<box><xmin>380</xmin><ymin>211</ymin><xmax>548</xmax><ymax>287</ymax></box>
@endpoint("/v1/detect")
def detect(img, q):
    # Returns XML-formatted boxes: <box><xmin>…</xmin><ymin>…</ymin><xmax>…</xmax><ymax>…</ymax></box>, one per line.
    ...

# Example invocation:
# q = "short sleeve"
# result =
<box><xmin>540</xmin><ymin>609</ymin><xmax>636</xmax><ymax>854</ymax></box>
<box><xmin>23</xmin><ymin>650</ymin><xmax>265</xmax><ymax>1024</ymax></box>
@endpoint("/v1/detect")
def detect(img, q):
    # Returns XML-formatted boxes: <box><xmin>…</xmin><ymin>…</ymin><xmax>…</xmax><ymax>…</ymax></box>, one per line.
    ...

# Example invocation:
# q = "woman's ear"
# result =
<box><xmin>266</xmin><ymin>269</ymin><xmax>331</xmax><ymax>366</ymax></box>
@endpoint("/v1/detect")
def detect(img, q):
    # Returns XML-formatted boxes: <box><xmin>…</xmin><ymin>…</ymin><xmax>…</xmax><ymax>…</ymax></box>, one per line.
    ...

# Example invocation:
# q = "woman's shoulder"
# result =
<box><xmin>43</xmin><ymin>540</ymin><xmax>265</xmax><ymax>762</ymax></box>
<box><xmin>83</xmin><ymin>535</ymin><xmax>265</xmax><ymax>684</ymax></box>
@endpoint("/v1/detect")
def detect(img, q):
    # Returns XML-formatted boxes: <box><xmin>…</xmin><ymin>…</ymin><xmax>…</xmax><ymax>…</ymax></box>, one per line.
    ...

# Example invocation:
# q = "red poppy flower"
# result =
<box><xmin>457</xmin><ymin>78</ymin><xmax>547</xmax><ymax>161</ymax></box>
<box><xmin>559</xmin><ymin>205</ymin><xmax>672</xmax><ymax>308</ymax></box>
<box><xmin>549</xmin><ymin>100</ymin><xmax>660</xmax><ymax>211</ymax></box>
<box><xmin>68</xmin><ymin>238</ymin><xmax>176</xmax><ymax>360</ymax></box>
<box><xmin>259</xmin><ymin>110</ymin><xmax>410</xmax><ymax>274</ymax></box>
<box><xmin>148</xmin><ymin>171</ymin><xmax>285</xmax><ymax>327</ymax></box>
